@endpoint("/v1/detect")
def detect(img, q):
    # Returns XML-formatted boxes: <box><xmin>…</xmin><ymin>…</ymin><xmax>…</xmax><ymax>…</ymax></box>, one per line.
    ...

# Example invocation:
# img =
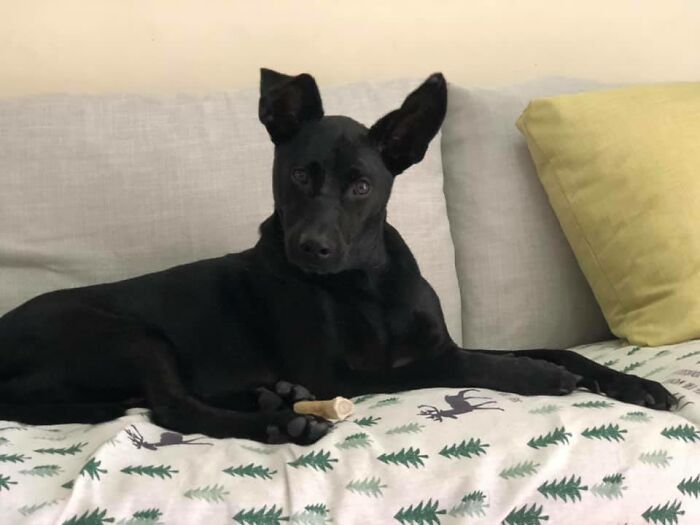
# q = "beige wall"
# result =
<box><xmin>1</xmin><ymin>0</ymin><xmax>699</xmax><ymax>96</ymax></box>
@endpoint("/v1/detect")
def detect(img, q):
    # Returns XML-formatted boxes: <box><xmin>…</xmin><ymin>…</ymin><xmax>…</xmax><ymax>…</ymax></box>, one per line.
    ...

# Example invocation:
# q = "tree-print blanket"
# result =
<box><xmin>1</xmin><ymin>339</ymin><xmax>699</xmax><ymax>525</ymax></box>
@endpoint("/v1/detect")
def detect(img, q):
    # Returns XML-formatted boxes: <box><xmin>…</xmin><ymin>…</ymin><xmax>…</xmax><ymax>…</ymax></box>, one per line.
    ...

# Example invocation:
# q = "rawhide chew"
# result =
<box><xmin>293</xmin><ymin>396</ymin><xmax>355</xmax><ymax>420</ymax></box>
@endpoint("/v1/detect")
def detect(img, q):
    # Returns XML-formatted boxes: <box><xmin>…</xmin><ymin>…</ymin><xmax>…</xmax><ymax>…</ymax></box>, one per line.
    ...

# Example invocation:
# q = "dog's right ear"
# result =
<box><xmin>259</xmin><ymin>68</ymin><xmax>324</xmax><ymax>145</ymax></box>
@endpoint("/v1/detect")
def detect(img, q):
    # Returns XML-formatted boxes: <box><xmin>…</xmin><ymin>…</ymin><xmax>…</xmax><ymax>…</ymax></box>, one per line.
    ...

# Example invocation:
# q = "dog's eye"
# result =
<box><xmin>291</xmin><ymin>169</ymin><xmax>310</xmax><ymax>185</ymax></box>
<box><xmin>352</xmin><ymin>179</ymin><xmax>371</xmax><ymax>196</ymax></box>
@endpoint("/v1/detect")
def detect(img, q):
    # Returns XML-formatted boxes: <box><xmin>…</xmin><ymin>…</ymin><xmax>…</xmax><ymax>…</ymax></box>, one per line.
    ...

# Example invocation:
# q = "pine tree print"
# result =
<box><xmin>529</xmin><ymin>404</ymin><xmax>560</xmax><ymax>415</ymax></box>
<box><xmin>288</xmin><ymin>503</ymin><xmax>332</xmax><ymax>524</ymax></box>
<box><xmin>652</xmin><ymin>349</ymin><xmax>671</xmax><ymax>360</ymax></box>
<box><xmin>117</xmin><ymin>508</ymin><xmax>164</xmax><ymax>525</ymax></box>
<box><xmin>223</xmin><ymin>463</ymin><xmax>277</xmax><ymax>480</ymax></box>
<box><xmin>581</xmin><ymin>424</ymin><xmax>627</xmax><ymax>442</ymax></box>
<box><xmin>639</xmin><ymin>450</ymin><xmax>673</xmax><ymax>468</ymax></box>
<box><xmin>642</xmin><ymin>500</ymin><xmax>685</xmax><ymax>524</ymax></box>
<box><xmin>19</xmin><ymin>464</ymin><xmax>63</xmax><ymax>477</ymax></box>
<box><xmin>184</xmin><ymin>484</ymin><xmax>230</xmax><ymax>503</ymax></box>
<box><xmin>527</xmin><ymin>427</ymin><xmax>572</xmax><ymax>449</ymax></box>
<box><xmin>378</xmin><ymin>447</ymin><xmax>428</xmax><ymax>468</ymax></box>
<box><xmin>345</xmin><ymin>477</ymin><xmax>387</xmax><ymax>498</ymax></box>
<box><xmin>502</xmin><ymin>503</ymin><xmax>549</xmax><ymax>525</ymax></box>
<box><xmin>0</xmin><ymin>453</ymin><xmax>30</xmax><ymax>463</ymax></box>
<box><xmin>0</xmin><ymin>473</ymin><xmax>17</xmax><ymax>491</ymax></box>
<box><xmin>120</xmin><ymin>464</ymin><xmax>179</xmax><ymax>479</ymax></box>
<box><xmin>241</xmin><ymin>445</ymin><xmax>275</xmax><ymax>455</ymax></box>
<box><xmin>394</xmin><ymin>498</ymin><xmax>446</xmax><ymax>524</ymax></box>
<box><xmin>621</xmin><ymin>411</ymin><xmax>652</xmax><ymax>423</ymax></box>
<box><xmin>335</xmin><ymin>432</ymin><xmax>372</xmax><ymax>450</ymax></box>
<box><xmin>81</xmin><ymin>457</ymin><xmax>107</xmax><ymax>480</ymax></box>
<box><xmin>62</xmin><ymin>508</ymin><xmax>115</xmax><ymax>525</ymax></box>
<box><xmin>591</xmin><ymin>473</ymin><xmax>627</xmax><ymax>499</ymax></box>
<box><xmin>353</xmin><ymin>416</ymin><xmax>381</xmax><ymax>427</ymax></box>
<box><xmin>288</xmin><ymin>450</ymin><xmax>338</xmax><ymax>472</ymax></box>
<box><xmin>352</xmin><ymin>394</ymin><xmax>377</xmax><ymax>404</ymax></box>
<box><xmin>677</xmin><ymin>475</ymin><xmax>700</xmax><ymax>497</ymax></box>
<box><xmin>62</xmin><ymin>480</ymin><xmax>75</xmax><ymax>489</ymax></box>
<box><xmin>676</xmin><ymin>350</ymin><xmax>700</xmax><ymax>360</ymax></box>
<box><xmin>233</xmin><ymin>505</ymin><xmax>288</xmax><ymax>525</ymax></box>
<box><xmin>621</xmin><ymin>361</ymin><xmax>646</xmax><ymax>373</ymax></box>
<box><xmin>572</xmin><ymin>400</ymin><xmax>613</xmax><ymax>408</ymax></box>
<box><xmin>661</xmin><ymin>424</ymin><xmax>700</xmax><ymax>442</ymax></box>
<box><xmin>602</xmin><ymin>359</ymin><xmax>619</xmax><ymax>367</ymax></box>
<box><xmin>371</xmin><ymin>397</ymin><xmax>400</xmax><ymax>409</ymax></box>
<box><xmin>34</xmin><ymin>442</ymin><xmax>87</xmax><ymax>456</ymax></box>
<box><xmin>537</xmin><ymin>475</ymin><xmax>588</xmax><ymax>502</ymax></box>
<box><xmin>627</xmin><ymin>346</ymin><xmax>642</xmax><ymax>356</ymax></box>
<box><xmin>644</xmin><ymin>367</ymin><xmax>666</xmax><ymax>379</ymax></box>
<box><xmin>448</xmin><ymin>490</ymin><xmax>489</xmax><ymax>518</ymax></box>
<box><xmin>439</xmin><ymin>438</ymin><xmax>489</xmax><ymax>460</ymax></box>
<box><xmin>499</xmin><ymin>461</ymin><xmax>540</xmax><ymax>479</ymax></box>
<box><xmin>386</xmin><ymin>423</ymin><xmax>425</xmax><ymax>435</ymax></box>
<box><xmin>18</xmin><ymin>499</ymin><xmax>62</xmax><ymax>517</ymax></box>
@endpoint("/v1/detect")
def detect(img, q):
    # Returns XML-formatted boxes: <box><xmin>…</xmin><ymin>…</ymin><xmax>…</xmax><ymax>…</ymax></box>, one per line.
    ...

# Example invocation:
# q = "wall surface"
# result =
<box><xmin>1</xmin><ymin>0</ymin><xmax>698</xmax><ymax>96</ymax></box>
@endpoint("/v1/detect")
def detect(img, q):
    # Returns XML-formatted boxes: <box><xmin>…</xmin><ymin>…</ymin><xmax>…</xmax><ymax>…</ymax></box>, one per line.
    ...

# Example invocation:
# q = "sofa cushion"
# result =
<box><xmin>441</xmin><ymin>79</ymin><xmax>611</xmax><ymax>350</ymax></box>
<box><xmin>0</xmin><ymin>80</ymin><xmax>462</xmax><ymax>343</ymax></box>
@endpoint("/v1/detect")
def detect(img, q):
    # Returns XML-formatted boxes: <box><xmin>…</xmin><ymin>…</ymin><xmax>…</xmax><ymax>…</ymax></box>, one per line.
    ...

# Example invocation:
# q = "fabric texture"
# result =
<box><xmin>517</xmin><ymin>83</ymin><xmax>700</xmax><ymax>347</ymax></box>
<box><xmin>1</xmin><ymin>340</ymin><xmax>699</xmax><ymax>524</ymax></box>
<box><xmin>441</xmin><ymin>80</ymin><xmax>611</xmax><ymax>350</ymax></box>
<box><xmin>0</xmin><ymin>80</ymin><xmax>462</xmax><ymax>344</ymax></box>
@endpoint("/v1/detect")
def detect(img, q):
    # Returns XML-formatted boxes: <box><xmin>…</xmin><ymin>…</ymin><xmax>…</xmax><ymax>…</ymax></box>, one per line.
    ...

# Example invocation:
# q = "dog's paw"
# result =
<box><xmin>265</xmin><ymin>411</ymin><xmax>331</xmax><ymax>445</ymax></box>
<box><xmin>596</xmin><ymin>375</ymin><xmax>677</xmax><ymax>410</ymax></box>
<box><xmin>510</xmin><ymin>357</ymin><xmax>581</xmax><ymax>396</ymax></box>
<box><xmin>256</xmin><ymin>381</ymin><xmax>316</xmax><ymax>413</ymax></box>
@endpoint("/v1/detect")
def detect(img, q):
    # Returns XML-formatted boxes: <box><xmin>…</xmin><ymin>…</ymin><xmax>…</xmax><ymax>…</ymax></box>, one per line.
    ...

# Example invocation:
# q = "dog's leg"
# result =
<box><xmin>477</xmin><ymin>348</ymin><xmax>676</xmax><ymax>410</ymax></box>
<box><xmin>0</xmin><ymin>402</ymin><xmax>127</xmax><ymax>425</ymax></box>
<box><xmin>136</xmin><ymin>341</ymin><xmax>329</xmax><ymax>444</ymax></box>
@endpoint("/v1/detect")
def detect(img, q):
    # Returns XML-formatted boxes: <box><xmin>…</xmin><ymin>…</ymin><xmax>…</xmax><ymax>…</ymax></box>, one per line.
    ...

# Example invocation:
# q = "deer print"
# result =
<box><xmin>125</xmin><ymin>425</ymin><xmax>213</xmax><ymax>450</ymax></box>
<box><xmin>418</xmin><ymin>389</ymin><xmax>504</xmax><ymax>422</ymax></box>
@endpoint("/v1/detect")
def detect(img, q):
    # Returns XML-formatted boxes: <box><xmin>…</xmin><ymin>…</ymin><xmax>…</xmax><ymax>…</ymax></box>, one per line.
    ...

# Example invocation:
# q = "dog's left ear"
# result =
<box><xmin>368</xmin><ymin>73</ymin><xmax>447</xmax><ymax>175</ymax></box>
<box><xmin>259</xmin><ymin>68</ymin><xmax>324</xmax><ymax>145</ymax></box>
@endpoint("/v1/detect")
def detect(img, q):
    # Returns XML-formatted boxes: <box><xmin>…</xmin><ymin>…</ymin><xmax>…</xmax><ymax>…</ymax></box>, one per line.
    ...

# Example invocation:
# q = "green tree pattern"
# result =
<box><xmin>288</xmin><ymin>503</ymin><xmax>331</xmax><ymax>524</ymax></box>
<box><xmin>529</xmin><ymin>404</ymin><xmax>560</xmax><ymax>415</ymax></box>
<box><xmin>602</xmin><ymin>359</ymin><xmax>619</xmax><ymax>367</ymax></box>
<box><xmin>335</xmin><ymin>432</ymin><xmax>372</xmax><ymax>450</ymax></box>
<box><xmin>0</xmin><ymin>473</ymin><xmax>17</xmax><ymax>491</ymax></box>
<box><xmin>224</xmin><ymin>463</ymin><xmax>277</xmax><ymax>480</ymax></box>
<box><xmin>572</xmin><ymin>400</ymin><xmax>613</xmax><ymax>409</ymax></box>
<box><xmin>120</xmin><ymin>464</ymin><xmax>179</xmax><ymax>479</ymax></box>
<box><xmin>627</xmin><ymin>346</ymin><xmax>642</xmax><ymax>356</ymax></box>
<box><xmin>527</xmin><ymin>427</ymin><xmax>572</xmax><ymax>449</ymax></box>
<box><xmin>240</xmin><ymin>445</ymin><xmax>275</xmax><ymax>455</ymax></box>
<box><xmin>502</xmin><ymin>503</ymin><xmax>549</xmax><ymax>525</ymax></box>
<box><xmin>19</xmin><ymin>464</ymin><xmax>63</xmax><ymax>477</ymax></box>
<box><xmin>394</xmin><ymin>498</ymin><xmax>446</xmax><ymax>524</ymax></box>
<box><xmin>378</xmin><ymin>447</ymin><xmax>428</xmax><ymax>468</ymax></box>
<box><xmin>352</xmin><ymin>394</ymin><xmax>377</xmax><ymax>404</ymax></box>
<box><xmin>621</xmin><ymin>361</ymin><xmax>646</xmax><ymax>373</ymax></box>
<box><xmin>386</xmin><ymin>423</ymin><xmax>425</xmax><ymax>435</ymax></box>
<box><xmin>642</xmin><ymin>500</ymin><xmax>685</xmax><ymax>524</ymax></box>
<box><xmin>353</xmin><ymin>416</ymin><xmax>381</xmax><ymax>427</ymax></box>
<box><xmin>371</xmin><ymin>397</ymin><xmax>400</xmax><ymax>409</ymax></box>
<box><xmin>448</xmin><ymin>490</ymin><xmax>488</xmax><ymax>517</ymax></box>
<box><xmin>499</xmin><ymin>461</ymin><xmax>540</xmax><ymax>479</ymax></box>
<box><xmin>676</xmin><ymin>350</ymin><xmax>700</xmax><ymax>360</ymax></box>
<box><xmin>677</xmin><ymin>475</ymin><xmax>700</xmax><ymax>497</ymax></box>
<box><xmin>621</xmin><ymin>411</ymin><xmax>652</xmax><ymax>423</ymax></box>
<box><xmin>288</xmin><ymin>450</ymin><xmax>338</xmax><ymax>472</ymax></box>
<box><xmin>81</xmin><ymin>457</ymin><xmax>107</xmax><ymax>480</ymax></box>
<box><xmin>591</xmin><ymin>473</ymin><xmax>627</xmax><ymax>499</ymax></box>
<box><xmin>581</xmin><ymin>424</ymin><xmax>627</xmax><ymax>442</ymax></box>
<box><xmin>0</xmin><ymin>437</ymin><xmax>10</xmax><ymax>446</ymax></box>
<box><xmin>438</xmin><ymin>438</ymin><xmax>489</xmax><ymax>460</ymax></box>
<box><xmin>34</xmin><ymin>442</ymin><xmax>87</xmax><ymax>456</ymax></box>
<box><xmin>18</xmin><ymin>499</ymin><xmax>62</xmax><ymax>516</ymax></box>
<box><xmin>346</xmin><ymin>477</ymin><xmax>387</xmax><ymax>497</ymax></box>
<box><xmin>62</xmin><ymin>508</ymin><xmax>115</xmax><ymax>525</ymax></box>
<box><xmin>661</xmin><ymin>424</ymin><xmax>700</xmax><ymax>442</ymax></box>
<box><xmin>0</xmin><ymin>453</ymin><xmax>30</xmax><ymax>463</ymax></box>
<box><xmin>639</xmin><ymin>450</ymin><xmax>673</xmax><ymax>468</ymax></box>
<box><xmin>116</xmin><ymin>508</ymin><xmax>164</xmax><ymax>525</ymax></box>
<box><xmin>233</xmin><ymin>505</ymin><xmax>287</xmax><ymax>525</ymax></box>
<box><xmin>184</xmin><ymin>484</ymin><xmax>230</xmax><ymax>503</ymax></box>
<box><xmin>537</xmin><ymin>475</ymin><xmax>588</xmax><ymax>502</ymax></box>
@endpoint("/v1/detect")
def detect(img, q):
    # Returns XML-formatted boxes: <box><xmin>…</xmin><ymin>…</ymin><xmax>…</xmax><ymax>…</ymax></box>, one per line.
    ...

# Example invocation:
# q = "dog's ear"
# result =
<box><xmin>368</xmin><ymin>73</ymin><xmax>447</xmax><ymax>175</ymax></box>
<box><xmin>259</xmin><ymin>68</ymin><xmax>324</xmax><ymax>145</ymax></box>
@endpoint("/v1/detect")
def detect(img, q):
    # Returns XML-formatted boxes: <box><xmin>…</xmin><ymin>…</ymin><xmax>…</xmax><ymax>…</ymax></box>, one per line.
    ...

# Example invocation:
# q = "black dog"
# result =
<box><xmin>0</xmin><ymin>69</ymin><xmax>675</xmax><ymax>444</ymax></box>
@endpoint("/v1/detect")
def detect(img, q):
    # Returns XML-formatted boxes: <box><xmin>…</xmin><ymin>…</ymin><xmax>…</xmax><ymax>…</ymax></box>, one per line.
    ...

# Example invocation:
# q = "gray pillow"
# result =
<box><xmin>441</xmin><ymin>79</ymin><xmax>612</xmax><ymax>350</ymax></box>
<box><xmin>0</xmin><ymin>80</ymin><xmax>462</xmax><ymax>344</ymax></box>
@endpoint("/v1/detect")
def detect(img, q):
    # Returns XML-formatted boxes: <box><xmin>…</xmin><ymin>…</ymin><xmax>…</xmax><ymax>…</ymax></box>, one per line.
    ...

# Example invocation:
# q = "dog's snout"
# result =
<box><xmin>299</xmin><ymin>234</ymin><xmax>334</xmax><ymax>260</ymax></box>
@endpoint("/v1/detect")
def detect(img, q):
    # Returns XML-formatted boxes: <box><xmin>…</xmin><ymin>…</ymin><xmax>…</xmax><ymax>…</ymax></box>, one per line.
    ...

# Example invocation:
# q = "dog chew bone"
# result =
<box><xmin>293</xmin><ymin>396</ymin><xmax>355</xmax><ymax>420</ymax></box>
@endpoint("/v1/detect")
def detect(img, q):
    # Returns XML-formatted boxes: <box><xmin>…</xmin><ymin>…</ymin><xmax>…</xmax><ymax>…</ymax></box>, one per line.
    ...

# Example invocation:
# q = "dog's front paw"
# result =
<box><xmin>256</xmin><ymin>381</ymin><xmax>316</xmax><ymax>413</ymax></box>
<box><xmin>265</xmin><ymin>411</ymin><xmax>331</xmax><ymax>445</ymax></box>
<box><xmin>597</xmin><ymin>374</ymin><xmax>677</xmax><ymax>410</ymax></box>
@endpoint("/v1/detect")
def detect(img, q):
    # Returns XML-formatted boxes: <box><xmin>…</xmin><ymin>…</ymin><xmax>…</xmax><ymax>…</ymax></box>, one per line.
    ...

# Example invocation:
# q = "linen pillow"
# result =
<box><xmin>441</xmin><ymin>80</ymin><xmax>611</xmax><ymax>350</ymax></box>
<box><xmin>517</xmin><ymin>82</ymin><xmax>700</xmax><ymax>346</ymax></box>
<box><xmin>0</xmin><ymin>80</ymin><xmax>462</xmax><ymax>344</ymax></box>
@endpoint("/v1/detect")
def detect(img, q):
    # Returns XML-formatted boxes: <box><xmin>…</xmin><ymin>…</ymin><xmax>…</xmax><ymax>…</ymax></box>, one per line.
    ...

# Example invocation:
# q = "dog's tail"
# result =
<box><xmin>0</xmin><ymin>402</ymin><xmax>127</xmax><ymax>425</ymax></box>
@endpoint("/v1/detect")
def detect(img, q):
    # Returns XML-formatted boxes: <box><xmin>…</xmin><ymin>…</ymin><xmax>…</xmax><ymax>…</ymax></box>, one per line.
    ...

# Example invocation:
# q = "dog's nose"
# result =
<box><xmin>299</xmin><ymin>234</ymin><xmax>333</xmax><ymax>260</ymax></box>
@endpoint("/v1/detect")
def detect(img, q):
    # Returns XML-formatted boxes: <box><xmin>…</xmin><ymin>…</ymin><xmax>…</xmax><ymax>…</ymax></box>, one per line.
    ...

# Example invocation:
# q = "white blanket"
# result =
<box><xmin>1</xmin><ymin>339</ymin><xmax>699</xmax><ymax>524</ymax></box>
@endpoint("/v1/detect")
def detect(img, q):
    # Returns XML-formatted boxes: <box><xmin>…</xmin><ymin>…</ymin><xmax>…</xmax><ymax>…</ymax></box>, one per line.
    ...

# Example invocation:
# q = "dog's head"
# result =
<box><xmin>259</xmin><ymin>68</ymin><xmax>447</xmax><ymax>274</ymax></box>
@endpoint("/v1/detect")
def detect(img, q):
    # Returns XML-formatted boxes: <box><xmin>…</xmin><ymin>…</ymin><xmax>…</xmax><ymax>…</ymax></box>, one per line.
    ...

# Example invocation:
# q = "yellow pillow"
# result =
<box><xmin>517</xmin><ymin>83</ymin><xmax>700</xmax><ymax>346</ymax></box>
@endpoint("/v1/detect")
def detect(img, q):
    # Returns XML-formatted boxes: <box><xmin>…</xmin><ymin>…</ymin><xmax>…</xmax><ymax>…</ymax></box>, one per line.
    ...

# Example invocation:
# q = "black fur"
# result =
<box><xmin>0</xmin><ymin>70</ymin><xmax>676</xmax><ymax>444</ymax></box>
